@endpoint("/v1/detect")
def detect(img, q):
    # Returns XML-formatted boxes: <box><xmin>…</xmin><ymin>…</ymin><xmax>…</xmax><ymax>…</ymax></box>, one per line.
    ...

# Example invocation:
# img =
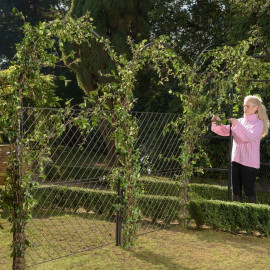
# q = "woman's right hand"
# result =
<box><xmin>211</xmin><ymin>115</ymin><xmax>221</xmax><ymax>123</ymax></box>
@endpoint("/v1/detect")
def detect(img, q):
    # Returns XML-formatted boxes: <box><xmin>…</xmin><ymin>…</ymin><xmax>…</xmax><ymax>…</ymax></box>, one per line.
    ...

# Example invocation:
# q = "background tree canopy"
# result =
<box><xmin>0</xmin><ymin>0</ymin><xmax>269</xmax><ymax>111</ymax></box>
<box><xmin>0</xmin><ymin>0</ymin><xmax>71</xmax><ymax>68</ymax></box>
<box><xmin>62</xmin><ymin>0</ymin><xmax>155</xmax><ymax>99</ymax></box>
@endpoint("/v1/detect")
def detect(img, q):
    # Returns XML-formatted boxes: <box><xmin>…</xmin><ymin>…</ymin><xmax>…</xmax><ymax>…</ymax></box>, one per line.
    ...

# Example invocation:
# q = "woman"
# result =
<box><xmin>211</xmin><ymin>95</ymin><xmax>269</xmax><ymax>203</ymax></box>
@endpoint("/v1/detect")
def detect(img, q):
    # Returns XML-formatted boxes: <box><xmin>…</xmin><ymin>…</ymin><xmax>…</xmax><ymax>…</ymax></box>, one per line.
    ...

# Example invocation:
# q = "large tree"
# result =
<box><xmin>228</xmin><ymin>0</ymin><xmax>270</xmax><ymax>50</ymax></box>
<box><xmin>0</xmin><ymin>0</ymin><xmax>71</xmax><ymax>68</ymax></box>
<box><xmin>63</xmin><ymin>0</ymin><xmax>155</xmax><ymax>96</ymax></box>
<box><xmin>150</xmin><ymin>0</ymin><xmax>232</xmax><ymax>62</ymax></box>
<box><xmin>62</xmin><ymin>0</ymin><xmax>156</xmax><ymax>164</ymax></box>
<box><xmin>133</xmin><ymin>0</ymin><xmax>233</xmax><ymax>112</ymax></box>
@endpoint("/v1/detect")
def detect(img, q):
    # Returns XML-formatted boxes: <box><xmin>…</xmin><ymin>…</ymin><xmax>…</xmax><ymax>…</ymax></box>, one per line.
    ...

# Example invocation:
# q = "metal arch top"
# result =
<box><xmin>194</xmin><ymin>43</ymin><xmax>270</xmax><ymax>81</ymax></box>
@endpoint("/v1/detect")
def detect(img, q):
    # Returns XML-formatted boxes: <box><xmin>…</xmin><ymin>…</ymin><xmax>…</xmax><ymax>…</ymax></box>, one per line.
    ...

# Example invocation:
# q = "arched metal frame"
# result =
<box><xmin>131</xmin><ymin>39</ymin><xmax>270</xmax><ymax>201</ymax></box>
<box><xmin>91</xmin><ymin>29</ymin><xmax>270</xmax><ymax>201</ymax></box>
<box><xmin>195</xmin><ymin>43</ymin><xmax>270</xmax><ymax>200</ymax></box>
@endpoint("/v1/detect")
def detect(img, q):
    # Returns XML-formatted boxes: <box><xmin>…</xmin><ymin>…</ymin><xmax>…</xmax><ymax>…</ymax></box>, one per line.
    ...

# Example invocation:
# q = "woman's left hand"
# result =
<box><xmin>229</xmin><ymin>118</ymin><xmax>237</xmax><ymax>126</ymax></box>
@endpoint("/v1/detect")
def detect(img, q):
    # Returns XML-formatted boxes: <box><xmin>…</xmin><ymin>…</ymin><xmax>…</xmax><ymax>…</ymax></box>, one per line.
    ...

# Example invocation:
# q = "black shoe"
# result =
<box><xmin>246</xmin><ymin>196</ymin><xmax>256</xmax><ymax>204</ymax></box>
<box><xmin>232</xmin><ymin>194</ymin><xmax>242</xmax><ymax>202</ymax></box>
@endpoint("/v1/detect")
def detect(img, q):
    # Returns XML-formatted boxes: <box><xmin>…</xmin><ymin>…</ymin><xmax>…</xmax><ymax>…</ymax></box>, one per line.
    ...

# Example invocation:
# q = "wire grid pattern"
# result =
<box><xmin>134</xmin><ymin>112</ymin><xmax>184</xmax><ymax>234</ymax></box>
<box><xmin>14</xmin><ymin>107</ymin><xmax>270</xmax><ymax>267</ymax></box>
<box><xmin>20</xmin><ymin>108</ymin><xmax>184</xmax><ymax>267</ymax></box>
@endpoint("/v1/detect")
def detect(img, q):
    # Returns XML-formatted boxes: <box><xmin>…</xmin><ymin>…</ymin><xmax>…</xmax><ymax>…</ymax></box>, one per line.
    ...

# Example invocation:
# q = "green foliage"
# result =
<box><xmin>34</xmin><ymin>185</ymin><xmax>118</xmax><ymax>214</ymax></box>
<box><xmin>63</xmin><ymin>0</ymin><xmax>155</xmax><ymax>95</ymax></box>
<box><xmin>32</xmin><ymin>185</ymin><xmax>181</xmax><ymax>224</ymax></box>
<box><xmin>91</xmin><ymin>35</ymin><xmax>269</xmax><ymax>244</ymax></box>
<box><xmin>140</xmin><ymin>177</ymin><xmax>181</xmax><ymax>197</ymax></box>
<box><xmin>188</xmin><ymin>183</ymin><xmax>228</xmax><ymax>201</ymax></box>
<box><xmin>138</xmin><ymin>37</ymin><xmax>269</xmax><ymax>226</ymax></box>
<box><xmin>0</xmin><ymin>66</ymin><xmax>59</xmax><ymax>109</ymax></box>
<box><xmin>0</xmin><ymin>0</ymin><xmax>72</xmax><ymax>68</ymax></box>
<box><xmin>1</xmin><ymin>4</ymin><xmax>270</xmax><ymax>265</ymax></box>
<box><xmin>188</xmin><ymin>199</ymin><xmax>270</xmax><ymax>237</ymax></box>
<box><xmin>139</xmin><ymin>194</ymin><xmax>182</xmax><ymax>224</ymax></box>
<box><xmin>189</xmin><ymin>183</ymin><xmax>270</xmax><ymax>205</ymax></box>
<box><xmin>43</xmin><ymin>164</ymin><xmax>110</xmax><ymax>182</ymax></box>
<box><xmin>229</xmin><ymin>0</ymin><xmax>270</xmax><ymax>47</ymax></box>
<box><xmin>150</xmin><ymin>0</ymin><xmax>232</xmax><ymax>62</ymax></box>
<box><xmin>0</xmin><ymin>12</ymin><xmax>97</xmax><ymax>269</ymax></box>
<box><xmin>31</xmin><ymin>183</ymin><xmax>270</xmax><ymax>238</ymax></box>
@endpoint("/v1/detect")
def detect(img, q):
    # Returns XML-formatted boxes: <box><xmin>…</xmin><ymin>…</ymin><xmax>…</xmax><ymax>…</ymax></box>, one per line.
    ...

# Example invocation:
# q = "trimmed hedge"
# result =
<box><xmin>44</xmin><ymin>164</ymin><xmax>111</xmax><ymax>182</ymax></box>
<box><xmin>188</xmin><ymin>183</ymin><xmax>227</xmax><ymax>201</ymax></box>
<box><xmin>139</xmin><ymin>179</ymin><xmax>270</xmax><ymax>205</ymax></box>
<box><xmin>33</xmin><ymin>185</ymin><xmax>270</xmax><ymax>237</ymax></box>
<box><xmin>33</xmin><ymin>186</ymin><xmax>117</xmax><ymax>214</ymax></box>
<box><xmin>2</xmin><ymin>180</ymin><xmax>270</xmax><ymax>237</ymax></box>
<box><xmin>140</xmin><ymin>177</ymin><xmax>181</xmax><ymax>197</ymax></box>
<box><xmin>138</xmin><ymin>194</ymin><xmax>181</xmax><ymax>223</ymax></box>
<box><xmin>188</xmin><ymin>183</ymin><xmax>270</xmax><ymax>205</ymax></box>
<box><xmin>33</xmin><ymin>185</ymin><xmax>182</xmax><ymax>224</ymax></box>
<box><xmin>188</xmin><ymin>199</ymin><xmax>270</xmax><ymax>237</ymax></box>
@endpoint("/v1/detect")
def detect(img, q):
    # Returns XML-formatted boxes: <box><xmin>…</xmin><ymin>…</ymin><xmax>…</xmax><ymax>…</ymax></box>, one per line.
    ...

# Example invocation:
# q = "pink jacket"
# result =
<box><xmin>211</xmin><ymin>114</ymin><xmax>264</xmax><ymax>169</ymax></box>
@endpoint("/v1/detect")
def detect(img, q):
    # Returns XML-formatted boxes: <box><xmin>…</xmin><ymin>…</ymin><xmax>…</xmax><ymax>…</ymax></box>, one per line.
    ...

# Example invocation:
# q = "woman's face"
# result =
<box><xmin>243</xmin><ymin>100</ymin><xmax>258</xmax><ymax>116</ymax></box>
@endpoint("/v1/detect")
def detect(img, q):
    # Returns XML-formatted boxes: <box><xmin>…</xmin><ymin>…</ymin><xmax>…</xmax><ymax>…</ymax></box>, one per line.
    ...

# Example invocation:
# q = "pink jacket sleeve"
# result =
<box><xmin>211</xmin><ymin>122</ymin><xmax>230</xmax><ymax>136</ymax></box>
<box><xmin>231</xmin><ymin>120</ymin><xmax>263</xmax><ymax>142</ymax></box>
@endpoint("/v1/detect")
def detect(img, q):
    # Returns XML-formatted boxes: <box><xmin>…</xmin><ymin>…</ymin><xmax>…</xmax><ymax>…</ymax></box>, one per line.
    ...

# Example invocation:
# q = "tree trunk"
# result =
<box><xmin>99</xmin><ymin>117</ymin><xmax>118</xmax><ymax>167</ymax></box>
<box><xmin>13</xmin><ymin>223</ymin><xmax>26</xmax><ymax>270</ymax></box>
<box><xmin>9</xmin><ymin>143</ymin><xmax>27</xmax><ymax>270</ymax></box>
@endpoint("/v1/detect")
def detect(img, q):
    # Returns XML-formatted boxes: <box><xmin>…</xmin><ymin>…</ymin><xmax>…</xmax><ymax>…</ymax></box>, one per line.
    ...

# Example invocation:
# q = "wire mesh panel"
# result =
<box><xmin>135</xmin><ymin>112</ymin><xmax>183</xmax><ymax>176</ymax></box>
<box><xmin>3</xmin><ymin>107</ymin><xmax>268</xmax><ymax>268</ymax></box>
<box><xmin>134</xmin><ymin>112</ymin><xmax>184</xmax><ymax>234</ymax></box>
<box><xmin>22</xmin><ymin>108</ymin><xmax>117</xmax><ymax>267</ymax></box>
<box><xmin>20</xmin><ymin>108</ymin><xmax>184</xmax><ymax>266</ymax></box>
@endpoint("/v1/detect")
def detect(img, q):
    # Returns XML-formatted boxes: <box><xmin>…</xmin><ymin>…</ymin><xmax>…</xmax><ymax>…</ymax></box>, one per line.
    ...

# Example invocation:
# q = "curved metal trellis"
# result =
<box><xmin>194</xmin><ymin>42</ymin><xmax>270</xmax><ymax>200</ymax></box>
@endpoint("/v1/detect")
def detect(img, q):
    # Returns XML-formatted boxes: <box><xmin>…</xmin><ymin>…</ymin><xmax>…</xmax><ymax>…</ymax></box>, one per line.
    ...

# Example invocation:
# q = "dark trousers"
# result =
<box><xmin>232</xmin><ymin>162</ymin><xmax>258</xmax><ymax>197</ymax></box>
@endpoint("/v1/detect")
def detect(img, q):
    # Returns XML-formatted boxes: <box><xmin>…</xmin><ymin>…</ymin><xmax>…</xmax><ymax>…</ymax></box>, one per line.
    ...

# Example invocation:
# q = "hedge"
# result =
<box><xmin>32</xmin><ymin>185</ymin><xmax>182</xmax><ymax>224</ymax></box>
<box><xmin>188</xmin><ymin>183</ymin><xmax>270</xmax><ymax>205</ymax></box>
<box><xmin>33</xmin><ymin>185</ymin><xmax>270</xmax><ymax>237</ymax></box>
<box><xmin>33</xmin><ymin>186</ymin><xmax>117</xmax><ymax>214</ymax></box>
<box><xmin>44</xmin><ymin>164</ymin><xmax>111</xmax><ymax>182</ymax></box>
<box><xmin>2</xmin><ymin>181</ymin><xmax>270</xmax><ymax>237</ymax></box>
<box><xmin>188</xmin><ymin>199</ymin><xmax>270</xmax><ymax>237</ymax></box>
<box><xmin>140</xmin><ymin>177</ymin><xmax>181</xmax><ymax>197</ymax></box>
<box><xmin>140</xmin><ymin>179</ymin><xmax>270</xmax><ymax>205</ymax></box>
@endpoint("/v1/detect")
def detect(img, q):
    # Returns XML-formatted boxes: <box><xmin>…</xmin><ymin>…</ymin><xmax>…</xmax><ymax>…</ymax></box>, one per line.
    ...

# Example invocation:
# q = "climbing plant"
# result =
<box><xmin>86</xmin><ymin>35</ymin><xmax>269</xmax><ymax>239</ymax></box>
<box><xmin>123</xmin><ymin>38</ymin><xmax>270</xmax><ymax>224</ymax></box>
<box><xmin>0</xmin><ymin>11</ymin><xmax>98</xmax><ymax>270</ymax></box>
<box><xmin>1</xmin><ymin>8</ymin><xmax>269</xmax><ymax>269</ymax></box>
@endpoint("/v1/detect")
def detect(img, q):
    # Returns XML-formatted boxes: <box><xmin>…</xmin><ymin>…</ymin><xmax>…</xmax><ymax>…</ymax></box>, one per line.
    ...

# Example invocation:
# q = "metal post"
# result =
<box><xmin>227</xmin><ymin>84</ymin><xmax>234</xmax><ymax>201</ymax></box>
<box><xmin>116</xmin><ymin>179</ymin><xmax>122</xmax><ymax>246</ymax></box>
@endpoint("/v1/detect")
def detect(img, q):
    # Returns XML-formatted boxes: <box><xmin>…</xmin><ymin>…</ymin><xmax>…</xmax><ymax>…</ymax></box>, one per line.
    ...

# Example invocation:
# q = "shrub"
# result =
<box><xmin>188</xmin><ymin>199</ymin><xmax>270</xmax><ymax>237</ymax></box>
<box><xmin>43</xmin><ymin>164</ymin><xmax>111</xmax><ymax>182</ymax></box>
<box><xmin>138</xmin><ymin>194</ymin><xmax>181</xmax><ymax>223</ymax></box>
<box><xmin>140</xmin><ymin>177</ymin><xmax>181</xmax><ymax>197</ymax></box>
<box><xmin>188</xmin><ymin>183</ymin><xmax>227</xmax><ymax>201</ymax></box>
<box><xmin>32</xmin><ymin>185</ymin><xmax>181</xmax><ymax>224</ymax></box>
<box><xmin>188</xmin><ymin>183</ymin><xmax>270</xmax><ymax>205</ymax></box>
<box><xmin>33</xmin><ymin>186</ymin><xmax>117</xmax><ymax>214</ymax></box>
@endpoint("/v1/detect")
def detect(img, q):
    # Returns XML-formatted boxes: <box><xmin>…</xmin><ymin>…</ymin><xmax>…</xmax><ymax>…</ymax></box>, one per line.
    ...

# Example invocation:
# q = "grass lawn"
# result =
<box><xmin>1</xmin><ymin>215</ymin><xmax>270</xmax><ymax>270</ymax></box>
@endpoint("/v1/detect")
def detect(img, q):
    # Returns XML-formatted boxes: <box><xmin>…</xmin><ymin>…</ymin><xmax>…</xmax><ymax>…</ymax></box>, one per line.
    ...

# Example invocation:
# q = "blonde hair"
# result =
<box><xmin>244</xmin><ymin>95</ymin><xmax>269</xmax><ymax>138</ymax></box>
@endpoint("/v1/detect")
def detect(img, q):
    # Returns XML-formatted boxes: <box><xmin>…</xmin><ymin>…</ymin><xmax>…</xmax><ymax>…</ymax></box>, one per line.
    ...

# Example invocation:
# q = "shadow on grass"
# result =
<box><xmin>32</xmin><ymin>208</ymin><xmax>117</xmax><ymax>223</ymax></box>
<box><xmin>129</xmin><ymin>249</ymin><xmax>189</xmax><ymax>270</ymax></box>
<box><xmin>169</xmin><ymin>223</ymin><xmax>270</xmax><ymax>254</ymax></box>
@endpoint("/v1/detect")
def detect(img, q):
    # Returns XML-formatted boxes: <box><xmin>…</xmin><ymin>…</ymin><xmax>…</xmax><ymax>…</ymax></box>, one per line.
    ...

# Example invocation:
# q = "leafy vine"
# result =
<box><xmin>0</xmin><ymin>9</ymin><xmax>269</xmax><ymax>269</ymax></box>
